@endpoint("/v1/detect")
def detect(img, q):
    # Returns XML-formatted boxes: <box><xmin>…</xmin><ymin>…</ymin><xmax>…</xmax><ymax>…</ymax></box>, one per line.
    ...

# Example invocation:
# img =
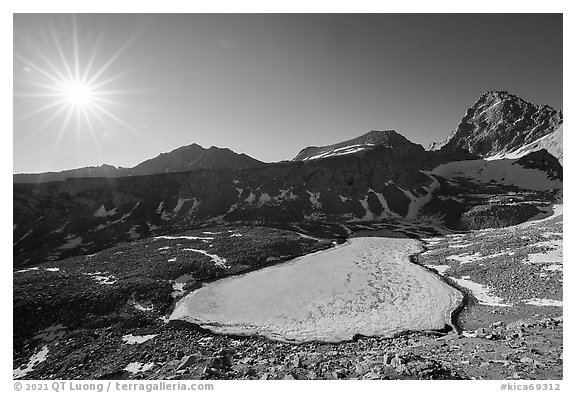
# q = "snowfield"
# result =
<box><xmin>487</xmin><ymin>125</ymin><xmax>563</xmax><ymax>165</ymax></box>
<box><xmin>122</xmin><ymin>334</ymin><xmax>157</xmax><ymax>345</ymax></box>
<box><xmin>13</xmin><ymin>346</ymin><xmax>49</xmax><ymax>379</ymax></box>
<box><xmin>124</xmin><ymin>362</ymin><xmax>154</xmax><ymax>374</ymax></box>
<box><xmin>94</xmin><ymin>204</ymin><xmax>117</xmax><ymax>217</ymax></box>
<box><xmin>420</xmin><ymin>202</ymin><xmax>563</xmax><ymax>309</ymax></box>
<box><xmin>522</xmin><ymin>298</ymin><xmax>562</xmax><ymax>307</ymax></box>
<box><xmin>432</xmin><ymin>159</ymin><xmax>561</xmax><ymax>191</ymax></box>
<box><xmin>83</xmin><ymin>272</ymin><xmax>117</xmax><ymax>285</ymax></box>
<box><xmin>182</xmin><ymin>248</ymin><xmax>228</xmax><ymax>269</ymax></box>
<box><xmin>154</xmin><ymin>235</ymin><xmax>213</xmax><ymax>241</ymax></box>
<box><xmin>403</xmin><ymin>172</ymin><xmax>440</xmax><ymax>220</ymax></box>
<box><xmin>301</xmin><ymin>144</ymin><xmax>375</xmax><ymax>160</ymax></box>
<box><xmin>453</xmin><ymin>276</ymin><xmax>512</xmax><ymax>307</ymax></box>
<box><xmin>59</xmin><ymin>235</ymin><xmax>83</xmax><ymax>249</ymax></box>
<box><xmin>170</xmin><ymin>236</ymin><xmax>462</xmax><ymax>342</ymax></box>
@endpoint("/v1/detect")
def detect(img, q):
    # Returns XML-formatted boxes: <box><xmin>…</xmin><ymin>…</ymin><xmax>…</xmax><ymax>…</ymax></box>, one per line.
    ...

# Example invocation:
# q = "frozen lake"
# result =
<box><xmin>169</xmin><ymin>234</ymin><xmax>463</xmax><ymax>342</ymax></box>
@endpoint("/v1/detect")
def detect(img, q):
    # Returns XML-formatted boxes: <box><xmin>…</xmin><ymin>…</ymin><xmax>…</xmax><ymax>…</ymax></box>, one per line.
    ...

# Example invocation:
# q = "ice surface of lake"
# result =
<box><xmin>170</xmin><ymin>235</ymin><xmax>463</xmax><ymax>342</ymax></box>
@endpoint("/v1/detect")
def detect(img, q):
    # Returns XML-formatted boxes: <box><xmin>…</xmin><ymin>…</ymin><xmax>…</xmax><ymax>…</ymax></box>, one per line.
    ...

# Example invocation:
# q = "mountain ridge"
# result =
<box><xmin>293</xmin><ymin>130</ymin><xmax>424</xmax><ymax>161</ymax></box>
<box><xmin>13</xmin><ymin>90</ymin><xmax>563</xmax><ymax>267</ymax></box>
<box><xmin>13</xmin><ymin>143</ymin><xmax>266</xmax><ymax>183</ymax></box>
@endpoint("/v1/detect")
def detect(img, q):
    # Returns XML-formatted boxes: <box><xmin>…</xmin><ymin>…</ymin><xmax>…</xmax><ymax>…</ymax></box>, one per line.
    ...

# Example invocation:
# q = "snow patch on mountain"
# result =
<box><xmin>13</xmin><ymin>345</ymin><xmax>49</xmax><ymax>379</ymax></box>
<box><xmin>302</xmin><ymin>144</ymin><xmax>376</xmax><ymax>160</ymax></box>
<box><xmin>438</xmin><ymin>195</ymin><xmax>465</xmax><ymax>203</ymax></box>
<box><xmin>83</xmin><ymin>272</ymin><xmax>117</xmax><ymax>285</ymax></box>
<box><xmin>127</xmin><ymin>294</ymin><xmax>154</xmax><ymax>312</ymax></box>
<box><xmin>189</xmin><ymin>198</ymin><xmax>201</xmax><ymax>213</ymax></box>
<box><xmin>14</xmin><ymin>230</ymin><xmax>32</xmax><ymax>245</ymax></box>
<box><xmin>522</xmin><ymin>239</ymin><xmax>562</xmax><ymax>271</ymax></box>
<box><xmin>147</xmin><ymin>222</ymin><xmax>160</xmax><ymax>231</ymax></box>
<box><xmin>124</xmin><ymin>362</ymin><xmax>155</xmax><ymax>374</ymax></box>
<box><xmin>121</xmin><ymin>202</ymin><xmax>140</xmax><ymax>221</ymax></box>
<box><xmin>424</xmin><ymin>264</ymin><xmax>451</xmax><ymax>275</ymax></box>
<box><xmin>98</xmin><ymin>202</ymin><xmax>142</xmax><ymax>227</ymax></box>
<box><xmin>307</xmin><ymin>191</ymin><xmax>322</xmax><ymax>209</ymax></box>
<box><xmin>183</xmin><ymin>248</ymin><xmax>228</xmax><ymax>269</ymax></box>
<box><xmin>447</xmin><ymin>252</ymin><xmax>484</xmax><ymax>264</ymax></box>
<box><xmin>359</xmin><ymin>195</ymin><xmax>375</xmax><ymax>221</ymax></box>
<box><xmin>403</xmin><ymin>173</ymin><xmax>441</xmax><ymax>220</ymax></box>
<box><xmin>173</xmin><ymin>198</ymin><xmax>191</xmax><ymax>213</ymax></box>
<box><xmin>15</xmin><ymin>267</ymin><xmax>39</xmax><ymax>274</ymax></box>
<box><xmin>128</xmin><ymin>226</ymin><xmax>140</xmax><ymax>239</ymax></box>
<box><xmin>155</xmin><ymin>235</ymin><xmax>213</xmax><ymax>241</ymax></box>
<box><xmin>432</xmin><ymin>159</ymin><xmax>561</xmax><ymax>191</ymax></box>
<box><xmin>452</xmin><ymin>276</ymin><xmax>512</xmax><ymax>307</ymax></box>
<box><xmin>245</xmin><ymin>191</ymin><xmax>257</xmax><ymax>203</ymax></box>
<box><xmin>259</xmin><ymin>193</ymin><xmax>272</xmax><ymax>205</ymax></box>
<box><xmin>277</xmin><ymin>188</ymin><xmax>298</xmax><ymax>201</ymax></box>
<box><xmin>522</xmin><ymin>298</ymin><xmax>562</xmax><ymax>307</ymax></box>
<box><xmin>487</xmin><ymin>125</ymin><xmax>563</xmax><ymax>165</ymax></box>
<box><xmin>122</xmin><ymin>334</ymin><xmax>157</xmax><ymax>345</ymax></box>
<box><xmin>94</xmin><ymin>205</ymin><xmax>117</xmax><ymax>217</ymax></box>
<box><xmin>59</xmin><ymin>235</ymin><xmax>83</xmax><ymax>249</ymax></box>
<box><xmin>370</xmin><ymin>189</ymin><xmax>390</xmax><ymax>212</ymax></box>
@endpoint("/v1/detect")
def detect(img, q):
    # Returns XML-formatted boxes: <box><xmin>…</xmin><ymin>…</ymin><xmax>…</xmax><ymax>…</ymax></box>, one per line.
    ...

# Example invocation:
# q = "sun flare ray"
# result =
<box><xmin>84</xmin><ymin>36</ymin><xmax>138</xmax><ymax>88</ymax></box>
<box><xmin>14</xmin><ymin>16</ymin><xmax>139</xmax><ymax>140</ymax></box>
<box><xmin>81</xmin><ymin>34</ymin><xmax>105</xmax><ymax>85</ymax></box>
<box><xmin>28</xmin><ymin>103</ymin><xmax>72</xmax><ymax>137</ymax></box>
<box><xmin>15</xmin><ymin>98</ymin><xmax>70</xmax><ymax>122</ymax></box>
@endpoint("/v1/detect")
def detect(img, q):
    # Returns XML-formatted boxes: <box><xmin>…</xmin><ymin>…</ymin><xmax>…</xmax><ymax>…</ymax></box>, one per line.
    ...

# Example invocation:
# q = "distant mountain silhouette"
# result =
<box><xmin>13</xmin><ymin>143</ymin><xmax>265</xmax><ymax>183</ymax></box>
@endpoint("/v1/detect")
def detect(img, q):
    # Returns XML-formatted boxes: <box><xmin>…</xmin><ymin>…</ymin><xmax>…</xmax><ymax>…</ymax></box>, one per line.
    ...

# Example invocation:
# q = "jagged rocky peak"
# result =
<box><xmin>429</xmin><ymin>90</ymin><xmax>562</xmax><ymax>158</ymax></box>
<box><xmin>293</xmin><ymin>130</ymin><xmax>424</xmax><ymax>161</ymax></box>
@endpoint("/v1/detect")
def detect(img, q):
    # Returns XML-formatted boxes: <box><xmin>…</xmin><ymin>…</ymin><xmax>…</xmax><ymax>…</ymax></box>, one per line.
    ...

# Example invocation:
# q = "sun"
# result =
<box><xmin>14</xmin><ymin>15</ymin><xmax>140</xmax><ymax>139</ymax></box>
<box><xmin>60</xmin><ymin>79</ymin><xmax>96</xmax><ymax>109</ymax></box>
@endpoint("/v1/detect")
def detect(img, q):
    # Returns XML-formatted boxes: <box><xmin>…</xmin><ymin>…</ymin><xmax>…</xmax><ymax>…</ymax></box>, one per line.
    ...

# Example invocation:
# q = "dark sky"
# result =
<box><xmin>13</xmin><ymin>13</ymin><xmax>563</xmax><ymax>173</ymax></box>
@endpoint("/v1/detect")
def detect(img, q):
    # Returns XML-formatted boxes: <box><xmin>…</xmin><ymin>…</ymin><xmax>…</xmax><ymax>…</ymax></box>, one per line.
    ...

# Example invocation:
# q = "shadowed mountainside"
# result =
<box><xmin>13</xmin><ymin>91</ymin><xmax>563</xmax><ymax>268</ymax></box>
<box><xmin>13</xmin><ymin>144</ymin><xmax>266</xmax><ymax>184</ymax></box>
<box><xmin>13</xmin><ymin>144</ymin><xmax>443</xmax><ymax>267</ymax></box>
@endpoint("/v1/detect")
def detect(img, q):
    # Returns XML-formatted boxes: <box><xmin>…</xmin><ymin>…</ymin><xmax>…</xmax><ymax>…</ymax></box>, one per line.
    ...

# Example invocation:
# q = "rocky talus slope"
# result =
<box><xmin>13</xmin><ymin>215</ymin><xmax>563</xmax><ymax>380</ymax></box>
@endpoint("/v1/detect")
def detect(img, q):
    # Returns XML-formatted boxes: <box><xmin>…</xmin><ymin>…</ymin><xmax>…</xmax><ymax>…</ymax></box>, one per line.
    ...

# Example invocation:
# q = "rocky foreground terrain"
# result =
<box><xmin>13</xmin><ymin>203</ymin><xmax>562</xmax><ymax>380</ymax></box>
